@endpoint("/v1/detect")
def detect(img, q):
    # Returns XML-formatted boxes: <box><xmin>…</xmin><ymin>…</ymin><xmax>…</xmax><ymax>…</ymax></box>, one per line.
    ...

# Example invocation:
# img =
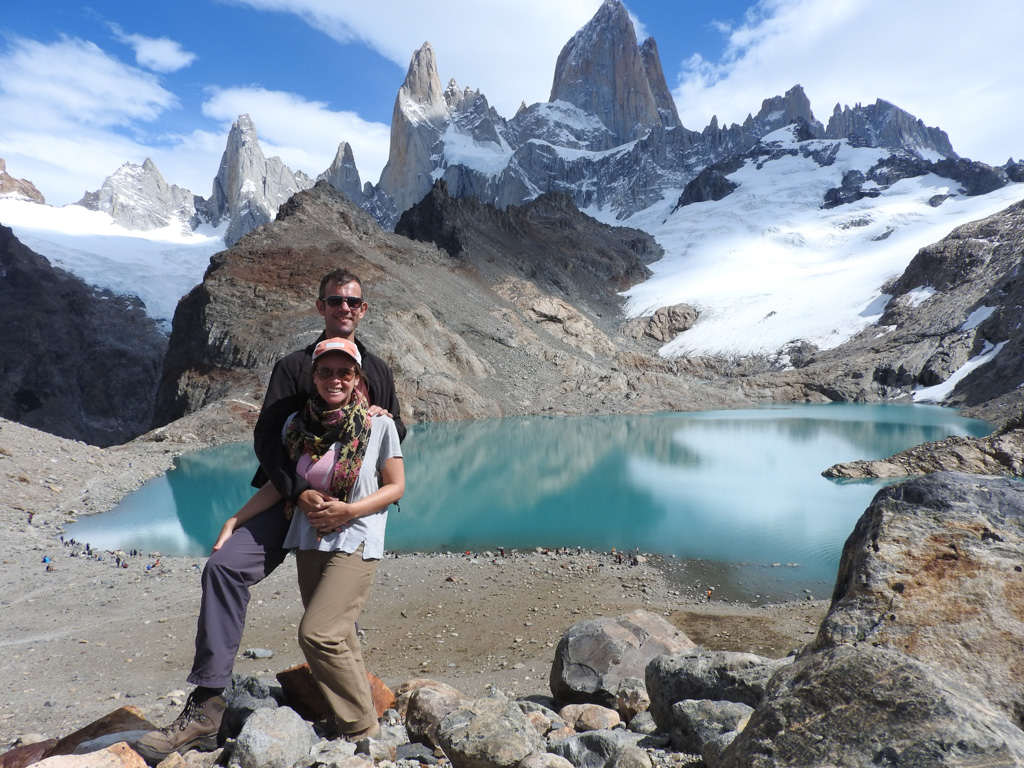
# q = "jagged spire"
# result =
<box><xmin>377</xmin><ymin>42</ymin><xmax>450</xmax><ymax>214</ymax></box>
<box><xmin>549</xmin><ymin>0</ymin><xmax>663</xmax><ymax>142</ymax></box>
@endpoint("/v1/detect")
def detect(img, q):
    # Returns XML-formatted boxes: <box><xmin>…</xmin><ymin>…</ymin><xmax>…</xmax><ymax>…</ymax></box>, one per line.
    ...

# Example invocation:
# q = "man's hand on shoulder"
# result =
<box><xmin>367</xmin><ymin>404</ymin><xmax>393</xmax><ymax>419</ymax></box>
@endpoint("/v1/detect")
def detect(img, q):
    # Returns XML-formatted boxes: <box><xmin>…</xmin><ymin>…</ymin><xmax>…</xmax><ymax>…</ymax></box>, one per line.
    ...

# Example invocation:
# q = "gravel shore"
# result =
<box><xmin>0</xmin><ymin>417</ymin><xmax>828</xmax><ymax>748</ymax></box>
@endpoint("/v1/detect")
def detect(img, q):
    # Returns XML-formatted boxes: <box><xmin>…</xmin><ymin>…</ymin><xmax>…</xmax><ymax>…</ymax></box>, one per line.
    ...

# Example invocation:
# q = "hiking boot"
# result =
<box><xmin>134</xmin><ymin>691</ymin><xmax>225</xmax><ymax>765</ymax></box>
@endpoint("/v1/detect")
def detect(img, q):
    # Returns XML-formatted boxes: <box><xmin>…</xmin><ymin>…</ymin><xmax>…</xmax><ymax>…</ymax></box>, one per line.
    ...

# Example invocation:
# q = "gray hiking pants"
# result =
<box><xmin>188</xmin><ymin>501</ymin><xmax>290</xmax><ymax>688</ymax></box>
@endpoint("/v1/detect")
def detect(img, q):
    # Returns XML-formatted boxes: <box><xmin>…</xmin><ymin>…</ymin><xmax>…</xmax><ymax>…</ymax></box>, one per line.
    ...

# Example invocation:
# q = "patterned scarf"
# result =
<box><xmin>283</xmin><ymin>389</ymin><xmax>371</xmax><ymax>517</ymax></box>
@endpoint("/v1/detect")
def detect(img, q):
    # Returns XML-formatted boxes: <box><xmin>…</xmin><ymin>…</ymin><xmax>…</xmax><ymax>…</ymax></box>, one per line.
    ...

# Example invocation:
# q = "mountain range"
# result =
<box><xmin>35</xmin><ymin>0</ymin><xmax>1019</xmax><ymax>246</ymax></box>
<box><xmin>2</xmin><ymin>0</ymin><xmax>1024</xmax><ymax>447</ymax></box>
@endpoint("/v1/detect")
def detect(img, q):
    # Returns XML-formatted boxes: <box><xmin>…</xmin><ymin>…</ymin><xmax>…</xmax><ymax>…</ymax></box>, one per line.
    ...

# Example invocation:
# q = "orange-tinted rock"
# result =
<box><xmin>45</xmin><ymin>708</ymin><xmax>156</xmax><ymax>758</ymax></box>
<box><xmin>0</xmin><ymin>739</ymin><xmax>58</xmax><ymax>768</ymax></box>
<box><xmin>276</xmin><ymin>663</ymin><xmax>394</xmax><ymax>720</ymax></box>
<box><xmin>34</xmin><ymin>742</ymin><xmax>146</xmax><ymax>768</ymax></box>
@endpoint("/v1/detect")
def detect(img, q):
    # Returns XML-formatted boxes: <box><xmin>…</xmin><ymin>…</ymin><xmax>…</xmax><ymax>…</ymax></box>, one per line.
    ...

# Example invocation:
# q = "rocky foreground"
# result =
<box><xmin>3</xmin><ymin>410</ymin><xmax>1022</xmax><ymax>768</ymax></box>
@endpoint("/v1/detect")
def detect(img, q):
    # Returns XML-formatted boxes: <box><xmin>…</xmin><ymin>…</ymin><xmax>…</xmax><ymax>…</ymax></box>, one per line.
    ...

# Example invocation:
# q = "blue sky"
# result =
<box><xmin>1</xmin><ymin>0</ymin><xmax>1022</xmax><ymax>206</ymax></box>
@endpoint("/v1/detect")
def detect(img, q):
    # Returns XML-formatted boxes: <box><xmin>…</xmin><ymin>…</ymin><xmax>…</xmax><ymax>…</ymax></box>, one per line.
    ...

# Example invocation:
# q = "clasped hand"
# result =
<box><xmin>298</xmin><ymin>489</ymin><xmax>354</xmax><ymax>535</ymax></box>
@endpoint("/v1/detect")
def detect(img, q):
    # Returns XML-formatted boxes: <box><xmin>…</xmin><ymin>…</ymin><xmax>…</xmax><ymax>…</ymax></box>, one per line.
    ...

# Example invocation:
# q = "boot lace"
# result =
<box><xmin>164</xmin><ymin>691</ymin><xmax>206</xmax><ymax>734</ymax></box>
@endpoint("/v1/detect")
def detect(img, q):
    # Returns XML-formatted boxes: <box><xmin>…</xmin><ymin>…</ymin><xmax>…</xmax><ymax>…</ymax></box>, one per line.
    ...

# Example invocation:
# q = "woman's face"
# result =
<box><xmin>313</xmin><ymin>350</ymin><xmax>358</xmax><ymax>408</ymax></box>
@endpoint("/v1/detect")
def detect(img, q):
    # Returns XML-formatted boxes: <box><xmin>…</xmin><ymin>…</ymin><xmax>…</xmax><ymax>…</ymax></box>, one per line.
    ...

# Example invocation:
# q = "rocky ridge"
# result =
<box><xmin>0</xmin><ymin>158</ymin><xmax>45</xmax><ymax>203</ymax></box>
<box><xmin>750</xmin><ymin>196</ymin><xmax>1024</xmax><ymax>430</ymax></box>
<box><xmin>152</xmin><ymin>180</ymin><xmax>795</xmax><ymax>432</ymax></box>
<box><xmin>0</xmin><ymin>224</ymin><xmax>166</xmax><ymax>446</ymax></box>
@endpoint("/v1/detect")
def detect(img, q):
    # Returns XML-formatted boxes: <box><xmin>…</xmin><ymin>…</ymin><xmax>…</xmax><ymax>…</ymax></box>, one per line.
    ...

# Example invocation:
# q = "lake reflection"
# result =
<box><xmin>68</xmin><ymin>404</ymin><xmax>991</xmax><ymax>587</ymax></box>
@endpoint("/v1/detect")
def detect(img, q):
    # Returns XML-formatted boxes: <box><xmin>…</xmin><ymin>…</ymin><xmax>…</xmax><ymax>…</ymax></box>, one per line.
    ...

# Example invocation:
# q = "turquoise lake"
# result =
<box><xmin>67</xmin><ymin>404</ymin><xmax>991</xmax><ymax>596</ymax></box>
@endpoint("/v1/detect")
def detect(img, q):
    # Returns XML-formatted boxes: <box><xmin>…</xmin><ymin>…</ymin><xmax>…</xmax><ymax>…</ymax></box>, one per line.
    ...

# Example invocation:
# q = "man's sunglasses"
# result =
<box><xmin>321</xmin><ymin>295</ymin><xmax>363</xmax><ymax>309</ymax></box>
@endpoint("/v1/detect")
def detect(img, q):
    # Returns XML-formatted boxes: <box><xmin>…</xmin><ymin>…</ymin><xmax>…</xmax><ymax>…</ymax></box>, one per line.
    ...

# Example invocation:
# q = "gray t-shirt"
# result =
<box><xmin>282</xmin><ymin>415</ymin><xmax>402</xmax><ymax>558</ymax></box>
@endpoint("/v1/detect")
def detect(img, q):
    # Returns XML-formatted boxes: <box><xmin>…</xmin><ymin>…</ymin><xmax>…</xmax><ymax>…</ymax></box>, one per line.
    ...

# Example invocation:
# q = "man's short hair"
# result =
<box><xmin>319</xmin><ymin>269</ymin><xmax>363</xmax><ymax>299</ymax></box>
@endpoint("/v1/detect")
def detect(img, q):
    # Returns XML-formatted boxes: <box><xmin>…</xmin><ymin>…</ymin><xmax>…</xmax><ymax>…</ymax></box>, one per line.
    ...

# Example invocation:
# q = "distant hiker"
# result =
<box><xmin>136</xmin><ymin>270</ymin><xmax>404</xmax><ymax>764</ymax></box>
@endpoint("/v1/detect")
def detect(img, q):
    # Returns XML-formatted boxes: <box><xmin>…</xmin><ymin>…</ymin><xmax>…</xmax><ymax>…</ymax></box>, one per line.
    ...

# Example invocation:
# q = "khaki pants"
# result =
<box><xmin>296</xmin><ymin>548</ymin><xmax>379</xmax><ymax>733</ymax></box>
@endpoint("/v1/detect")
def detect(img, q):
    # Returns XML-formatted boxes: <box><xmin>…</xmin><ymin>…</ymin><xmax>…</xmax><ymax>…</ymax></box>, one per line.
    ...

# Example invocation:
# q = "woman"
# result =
<box><xmin>213</xmin><ymin>337</ymin><xmax>404</xmax><ymax>740</ymax></box>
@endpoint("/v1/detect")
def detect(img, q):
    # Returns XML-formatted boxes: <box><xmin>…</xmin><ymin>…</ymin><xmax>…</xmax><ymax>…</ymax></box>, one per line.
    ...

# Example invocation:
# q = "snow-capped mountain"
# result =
<box><xmin>620</xmin><ymin>124</ymin><xmax>1024</xmax><ymax>359</ymax></box>
<box><xmin>2</xmin><ymin>0</ymin><xmax>1022</xmax><ymax>367</ymax></box>
<box><xmin>76</xmin><ymin>157</ymin><xmax>201</xmax><ymax>235</ymax></box>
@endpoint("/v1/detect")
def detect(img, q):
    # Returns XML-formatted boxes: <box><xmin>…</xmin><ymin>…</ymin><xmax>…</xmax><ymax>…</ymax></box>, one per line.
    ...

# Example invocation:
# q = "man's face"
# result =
<box><xmin>316</xmin><ymin>280</ymin><xmax>367</xmax><ymax>339</ymax></box>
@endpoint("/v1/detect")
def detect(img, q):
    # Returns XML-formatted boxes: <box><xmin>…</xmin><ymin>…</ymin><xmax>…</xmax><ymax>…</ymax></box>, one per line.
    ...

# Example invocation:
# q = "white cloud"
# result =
<box><xmin>109</xmin><ymin>24</ymin><xmax>198</xmax><ymax>73</ymax></box>
<box><xmin>0</xmin><ymin>35</ymin><xmax>188</xmax><ymax>204</ymax></box>
<box><xmin>223</xmin><ymin>0</ymin><xmax>604</xmax><ymax>117</ymax></box>
<box><xmin>669</xmin><ymin>0</ymin><xmax>1024</xmax><ymax>165</ymax></box>
<box><xmin>0</xmin><ymin>36</ymin><xmax>178</xmax><ymax>130</ymax></box>
<box><xmin>202</xmin><ymin>86</ymin><xmax>392</xmax><ymax>185</ymax></box>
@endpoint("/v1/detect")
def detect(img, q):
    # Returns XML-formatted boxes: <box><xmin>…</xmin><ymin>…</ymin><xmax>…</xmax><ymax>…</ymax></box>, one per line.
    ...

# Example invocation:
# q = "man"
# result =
<box><xmin>135</xmin><ymin>269</ymin><xmax>404</xmax><ymax>764</ymax></box>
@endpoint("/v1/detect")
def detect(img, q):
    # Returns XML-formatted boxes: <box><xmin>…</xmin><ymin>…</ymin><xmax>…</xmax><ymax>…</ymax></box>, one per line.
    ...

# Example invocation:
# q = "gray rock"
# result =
<box><xmin>613</xmin><ymin>678</ymin><xmax>650</xmax><ymax>722</ymax></box>
<box><xmin>625</xmin><ymin>711</ymin><xmax>657</xmax><ymax>736</ymax></box>
<box><xmin>436</xmin><ymin>698</ymin><xmax>544</xmax><ymax>768</ymax></box>
<box><xmin>551</xmin><ymin>610</ymin><xmax>696</xmax><ymax>708</ymax></box>
<box><xmin>230</xmin><ymin>706</ymin><xmax>319</xmax><ymax>768</ymax></box>
<box><xmin>605</xmin><ymin>745</ymin><xmax>651</xmax><ymax>768</ymax></box>
<box><xmin>376</xmin><ymin>43</ymin><xmax>449</xmax><ymax>216</ymax></box>
<box><xmin>721</xmin><ymin>644</ymin><xmax>1024</xmax><ymax>767</ymax></box>
<box><xmin>667</xmin><ymin>699</ymin><xmax>751</xmax><ymax>754</ymax></box>
<box><xmin>318</xmin><ymin>142</ymin><xmax>366</xmax><ymax>207</ymax></box>
<box><xmin>74</xmin><ymin>730</ymin><xmax>151</xmax><ymax>754</ymax></box>
<box><xmin>824</xmin><ymin>99</ymin><xmax>955</xmax><ymax>157</ymax></box>
<box><xmin>405</xmin><ymin>679</ymin><xmax>471</xmax><ymax>748</ymax></box>
<box><xmin>396</xmin><ymin>742</ymin><xmax>438</xmax><ymax>763</ymax></box>
<box><xmin>549</xmin><ymin>730</ymin><xmax>647</xmax><ymax>768</ymax></box>
<box><xmin>518</xmin><ymin>754</ymin><xmax>574</xmax><ymax>768</ymax></box>
<box><xmin>646</xmin><ymin>650</ymin><xmax>791</xmax><ymax>728</ymax></box>
<box><xmin>548</xmin><ymin>0</ymin><xmax>665</xmax><ymax>144</ymax></box>
<box><xmin>309</xmin><ymin>738</ymin><xmax>358</xmax><ymax>764</ymax></box>
<box><xmin>701</xmin><ymin>731</ymin><xmax>737</xmax><ymax>768</ymax></box>
<box><xmin>810</xmin><ymin>471</ymin><xmax>1024</xmax><ymax>726</ymax></box>
<box><xmin>223</xmin><ymin>674</ymin><xmax>281</xmax><ymax>738</ymax></box>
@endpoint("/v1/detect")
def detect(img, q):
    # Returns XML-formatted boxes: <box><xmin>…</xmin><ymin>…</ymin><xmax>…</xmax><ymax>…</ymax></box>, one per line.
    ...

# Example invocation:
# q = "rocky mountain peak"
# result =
<box><xmin>752</xmin><ymin>84</ymin><xmax>823</xmax><ymax>136</ymax></box>
<box><xmin>398</xmin><ymin>42</ymin><xmax>447</xmax><ymax>123</ymax></box>
<box><xmin>0</xmin><ymin>158</ymin><xmax>45</xmax><ymax>204</ymax></box>
<box><xmin>208</xmin><ymin>113</ymin><xmax>314</xmax><ymax>246</ymax></box>
<box><xmin>377</xmin><ymin>42</ymin><xmax>451</xmax><ymax>216</ymax></box>
<box><xmin>639</xmin><ymin>37</ymin><xmax>682</xmax><ymax>130</ymax></box>
<box><xmin>549</xmin><ymin>0</ymin><xmax>664</xmax><ymax>143</ymax></box>
<box><xmin>75</xmin><ymin>157</ymin><xmax>199</xmax><ymax>233</ymax></box>
<box><xmin>825</xmin><ymin>99</ymin><xmax>956</xmax><ymax>158</ymax></box>
<box><xmin>318</xmin><ymin>142</ymin><xmax>365</xmax><ymax>205</ymax></box>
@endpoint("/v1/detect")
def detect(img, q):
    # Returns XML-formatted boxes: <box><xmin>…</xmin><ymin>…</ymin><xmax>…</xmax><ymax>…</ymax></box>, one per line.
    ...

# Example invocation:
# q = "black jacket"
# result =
<box><xmin>251</xmin><ymin>334</ymin><xmax>405</xmax><ymax>500</ymax></box>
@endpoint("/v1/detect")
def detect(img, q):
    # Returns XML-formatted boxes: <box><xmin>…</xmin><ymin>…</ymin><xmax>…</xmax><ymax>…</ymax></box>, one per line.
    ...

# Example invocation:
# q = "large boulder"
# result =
<box><xmin>720</xmin><ymin>644</ymin><xmax>1024</xmax><ymax>767</ymax></box>
<box><xmin>550</xmin><ymin>610</ymin><xmax>696</xmax><ymax>707</ymax></box>
<box><xmin>646</xmin><ymin>650</ymin><xmax>791</xmax><ymax>728</ymax></box>
<box><xmin>811</xmin><ymin>472</ymin><xmax>1024</xmax><ymax>725</ymax></box>
<box><xmin>230</xmin><ymin>707</ymin><xmax>318</xmax><ymax>768</ymax></box>
<box><xmin>436</xmin><ymin>698</ymin><xmax>544</xmax><ymax>768</ymax></box>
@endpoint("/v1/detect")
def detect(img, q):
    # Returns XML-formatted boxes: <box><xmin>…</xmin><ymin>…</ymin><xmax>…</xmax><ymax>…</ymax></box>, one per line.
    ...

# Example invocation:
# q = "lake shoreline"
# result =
<box><xmin>58</xmin><ymin>403</ymin><xmax>992</xmax><ymax>603</ymax></box>
<box><xmin>1</xmin><ymin>416</ymin><xmax>831</xmax><ymax>748</ymax></box>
